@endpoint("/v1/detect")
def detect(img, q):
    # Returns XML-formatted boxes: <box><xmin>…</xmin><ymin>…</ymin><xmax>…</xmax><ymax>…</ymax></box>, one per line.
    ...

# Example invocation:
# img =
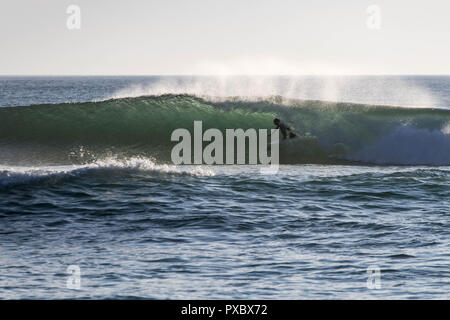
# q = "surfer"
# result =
<box><xmin>274</xmin><ymin>118</ymin><xmax>296</xmax><ymax>140</ymax></box>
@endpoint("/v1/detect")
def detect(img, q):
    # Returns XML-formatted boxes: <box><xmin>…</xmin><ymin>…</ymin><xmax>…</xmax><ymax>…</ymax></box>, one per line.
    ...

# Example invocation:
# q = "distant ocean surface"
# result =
<box><xmin>1</xmin><ymin>76</ymin><xmax>449</xmax><ymax>299</ymax></box>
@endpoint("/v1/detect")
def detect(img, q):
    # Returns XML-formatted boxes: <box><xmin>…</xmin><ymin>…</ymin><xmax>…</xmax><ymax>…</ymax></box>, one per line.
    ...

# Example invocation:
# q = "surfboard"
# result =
<box><xmin>270</xmin><ymin>135</ymin><xmax>314</xmax><ymax>145</ymax></box>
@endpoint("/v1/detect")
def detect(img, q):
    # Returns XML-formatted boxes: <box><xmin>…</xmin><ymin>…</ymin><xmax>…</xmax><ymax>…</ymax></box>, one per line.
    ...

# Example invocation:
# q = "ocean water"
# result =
<box><xmin>0</xmin><ymin>76</ymin><xmax>449</xmax><ymax>299</ymax></box>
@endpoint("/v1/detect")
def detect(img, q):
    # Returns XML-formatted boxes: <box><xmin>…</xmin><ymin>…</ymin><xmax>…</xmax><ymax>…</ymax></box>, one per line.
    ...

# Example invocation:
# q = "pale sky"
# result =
<box><xmin>0</xmin><ymin>0</ymin><xmax>449</xmax><ymax>75</ymax></box>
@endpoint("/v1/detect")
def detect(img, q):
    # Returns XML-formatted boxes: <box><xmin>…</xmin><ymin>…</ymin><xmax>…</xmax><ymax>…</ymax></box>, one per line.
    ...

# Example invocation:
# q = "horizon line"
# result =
<box><xmin>1</xmin><ymin>74</ymin><xmax>450</xmax><ymax>77</ymax></box>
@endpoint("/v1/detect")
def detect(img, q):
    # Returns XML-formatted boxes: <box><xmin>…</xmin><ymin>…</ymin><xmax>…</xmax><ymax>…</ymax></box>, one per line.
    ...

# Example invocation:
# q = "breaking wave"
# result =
<box><xmin>1</xmin><ymin>94</ymin><xmax>450</xmax><ymax>166</ymax></box>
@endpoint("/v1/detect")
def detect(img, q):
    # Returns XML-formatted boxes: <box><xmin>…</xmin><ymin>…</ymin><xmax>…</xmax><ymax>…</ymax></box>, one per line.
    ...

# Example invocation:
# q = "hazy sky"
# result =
<box><xmin>1</xmin><ymin>0</ymin><xmax>449</xmax><ymax>75</ymax></box>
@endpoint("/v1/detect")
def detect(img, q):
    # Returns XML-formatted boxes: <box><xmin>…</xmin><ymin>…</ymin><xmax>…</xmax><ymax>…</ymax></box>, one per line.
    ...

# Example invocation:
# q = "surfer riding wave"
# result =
<box><xmin>274</xmin><ymin>118</ymin><xmax>297</xmax><ymax>140</ymax></box>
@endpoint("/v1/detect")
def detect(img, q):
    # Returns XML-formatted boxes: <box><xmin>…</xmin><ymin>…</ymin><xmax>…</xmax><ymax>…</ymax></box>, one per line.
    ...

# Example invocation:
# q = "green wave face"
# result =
<box><xmin>1</xmin><ymin>94</ymin><xmax>450</xmax><ymax>165</ymax></box>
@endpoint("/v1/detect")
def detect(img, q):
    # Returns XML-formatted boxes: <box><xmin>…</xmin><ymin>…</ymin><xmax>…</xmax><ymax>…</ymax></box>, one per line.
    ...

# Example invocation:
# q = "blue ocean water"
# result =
<box><xmin>0</xmin><ymin>76</ymin><xmax>449</xmax><ymax>299</ymax></box>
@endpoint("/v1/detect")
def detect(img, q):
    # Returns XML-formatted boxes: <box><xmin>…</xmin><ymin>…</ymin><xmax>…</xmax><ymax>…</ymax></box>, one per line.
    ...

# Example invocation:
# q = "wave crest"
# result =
<box><xmin>0</xmin><ymin>157</ymin><xmax>214</xmax><ymax>187</ymax></box>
